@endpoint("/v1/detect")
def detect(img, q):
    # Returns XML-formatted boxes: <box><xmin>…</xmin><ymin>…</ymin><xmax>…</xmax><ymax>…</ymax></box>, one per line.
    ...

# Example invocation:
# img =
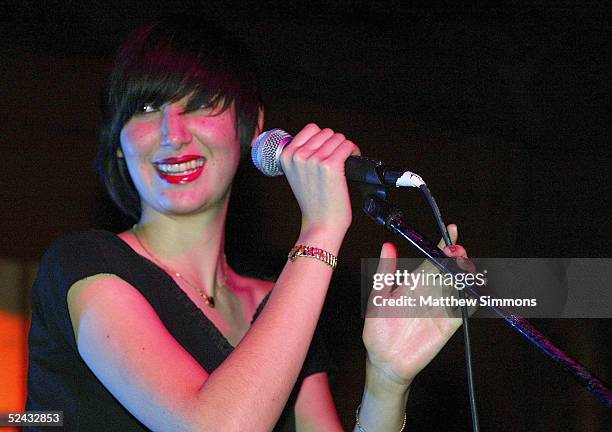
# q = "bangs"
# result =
<box><xmin>118</xmin><ymin>36</ymin><xmax>238</xmax><ymax>119</ymax></box>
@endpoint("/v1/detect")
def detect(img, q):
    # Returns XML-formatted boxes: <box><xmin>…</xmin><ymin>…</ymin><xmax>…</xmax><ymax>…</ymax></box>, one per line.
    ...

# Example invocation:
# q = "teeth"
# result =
<box><xmin>156</xmin><ymin>158</ymin><xmax>205</xmax><ymax>174</ymax></box>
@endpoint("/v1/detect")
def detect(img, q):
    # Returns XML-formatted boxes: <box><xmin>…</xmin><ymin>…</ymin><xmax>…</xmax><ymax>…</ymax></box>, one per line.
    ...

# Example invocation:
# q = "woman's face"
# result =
<box><xmin>119</xmin><ymin>96</ymin><xmax>242</xmax><ymax>219</ymax></box>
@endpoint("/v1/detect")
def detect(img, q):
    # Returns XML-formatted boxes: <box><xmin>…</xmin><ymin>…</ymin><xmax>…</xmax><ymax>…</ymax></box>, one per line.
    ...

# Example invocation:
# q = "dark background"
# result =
<box><xmin>1</xmin><ymin>1</ymin><xmax>610</xmax><ymax>430</ymax></box>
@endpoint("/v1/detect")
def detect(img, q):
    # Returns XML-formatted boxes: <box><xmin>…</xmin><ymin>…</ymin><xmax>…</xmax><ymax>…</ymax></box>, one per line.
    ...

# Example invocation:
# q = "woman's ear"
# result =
<box><xmin>251</xmin><ymin>107</ymin><xmax>265</xmax><ymax>146</ymax></box>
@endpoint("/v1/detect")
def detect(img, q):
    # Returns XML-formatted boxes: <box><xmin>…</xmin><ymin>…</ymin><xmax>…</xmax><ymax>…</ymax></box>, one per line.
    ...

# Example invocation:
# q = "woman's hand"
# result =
<box><xmin>362</xmin><ymin>224</ymin><xmax>470</xmax><ymax>387</ymax></box>
<box><xmin>280</xmin><ymin>123</ymin><xmax>360</xmax><ymax>237</ymax></box>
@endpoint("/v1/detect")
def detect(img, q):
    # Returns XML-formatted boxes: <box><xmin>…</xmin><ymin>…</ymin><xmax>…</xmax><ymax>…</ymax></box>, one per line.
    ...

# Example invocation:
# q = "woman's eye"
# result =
<box><xmin>138</xmin><ymin>103</ymin><xmax>158</xmax><ymax>113</ymax></box>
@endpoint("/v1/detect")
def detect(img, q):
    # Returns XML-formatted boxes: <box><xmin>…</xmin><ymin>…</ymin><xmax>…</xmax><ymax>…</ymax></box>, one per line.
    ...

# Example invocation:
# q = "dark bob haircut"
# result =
<box><xmin>97</xmin><ymin>16</ymin><xmax>263</xmax><ymax>220</ymax></box>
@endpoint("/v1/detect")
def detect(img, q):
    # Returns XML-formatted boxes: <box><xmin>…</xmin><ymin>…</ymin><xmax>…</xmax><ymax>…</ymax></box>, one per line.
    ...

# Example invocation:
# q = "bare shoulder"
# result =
<box><xmin>66</xmin><ymin>273</ymin><xmax>208</xmax><ymax>430</ymax></box>
<box><xmin>67</xmin><ymin>273</ymin><xmax>155</xmax><ymax>341</ymax></box>
<box><xmin>67</xmin><ymin>274</ymin><xmax>124</xmax><ymax>335</ymax></box>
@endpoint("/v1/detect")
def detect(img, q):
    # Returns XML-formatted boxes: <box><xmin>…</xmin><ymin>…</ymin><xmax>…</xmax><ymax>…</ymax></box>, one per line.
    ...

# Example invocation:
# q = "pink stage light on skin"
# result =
<box><xmin>153</xmin><ymin>155</ymin><xmax>206</xmax><ymax>184</ymax></box>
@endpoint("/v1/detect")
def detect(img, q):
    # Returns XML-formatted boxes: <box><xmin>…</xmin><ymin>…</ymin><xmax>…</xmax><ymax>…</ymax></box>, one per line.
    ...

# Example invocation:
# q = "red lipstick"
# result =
<box><xmin>155</xmin><ymin>155</ymin><xmax>202</xmax><ymax>165</ymax></box>
<box><xmin>153</xmin><ymin>155</ymin><xmax>206</xmax><ymax>185</ymax></box>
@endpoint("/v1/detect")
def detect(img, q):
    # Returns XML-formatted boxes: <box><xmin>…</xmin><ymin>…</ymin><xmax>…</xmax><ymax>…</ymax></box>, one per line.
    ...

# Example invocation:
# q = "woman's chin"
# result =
<box><xmin>155</xmin><ymin>196</ymin><xmax>227</xmax><ymax>217</ymax></box>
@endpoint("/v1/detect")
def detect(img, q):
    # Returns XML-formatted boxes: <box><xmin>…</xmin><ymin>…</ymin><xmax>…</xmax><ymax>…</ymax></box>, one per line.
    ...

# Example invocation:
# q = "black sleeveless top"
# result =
<box><xmin>26</xmin><ymin>230</ymin><xmax>332</xmax><ymax>431</ymax></box>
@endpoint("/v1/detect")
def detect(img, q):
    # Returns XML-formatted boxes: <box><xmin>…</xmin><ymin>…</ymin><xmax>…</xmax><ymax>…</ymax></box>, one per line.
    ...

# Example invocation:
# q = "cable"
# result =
<box><xmin>419</xmin><ymin>184</ymin><xmax>480</xmax><ymax>432</ymax></box>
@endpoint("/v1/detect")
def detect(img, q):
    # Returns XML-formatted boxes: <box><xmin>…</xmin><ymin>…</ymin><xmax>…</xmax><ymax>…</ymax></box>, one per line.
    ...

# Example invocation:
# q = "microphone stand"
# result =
<box><xmin>361</xmin><ymin>193</ymin><xmax>612</xmax><ymax>408</ymax></box>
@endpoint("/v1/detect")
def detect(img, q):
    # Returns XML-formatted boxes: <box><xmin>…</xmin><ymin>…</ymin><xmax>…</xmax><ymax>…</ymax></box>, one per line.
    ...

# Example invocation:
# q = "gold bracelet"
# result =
<box><xmin>355</xmin><ymin>403</ymin><xmax>406</xmax><ymax>432</ymax></box>
<box><xmin>288</xmin><ymin>244</ymin><xmax>337</xmax><ymax>270</ymax></box>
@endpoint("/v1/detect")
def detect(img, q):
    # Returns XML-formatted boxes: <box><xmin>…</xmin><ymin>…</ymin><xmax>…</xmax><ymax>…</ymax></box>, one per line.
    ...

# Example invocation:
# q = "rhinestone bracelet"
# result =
<box><xmin>288</xmin><ymin>244</ymin><xmax>337</xmax><ymax>270</ymax></box>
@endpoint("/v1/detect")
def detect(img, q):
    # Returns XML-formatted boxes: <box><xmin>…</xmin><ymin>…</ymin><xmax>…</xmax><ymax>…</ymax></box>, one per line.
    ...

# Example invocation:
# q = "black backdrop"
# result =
<box><xmin>2</xmin><ymin>1</ymin><xmax>610</xmax><ymax>430</ymax></box>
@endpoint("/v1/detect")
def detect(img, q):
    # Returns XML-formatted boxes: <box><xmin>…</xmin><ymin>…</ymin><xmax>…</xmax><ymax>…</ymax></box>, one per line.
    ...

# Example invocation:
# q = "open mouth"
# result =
<box><xmin>153</xmin><ymin>156</ymin><xmax>206</xmax><ymax>184</ymax></box>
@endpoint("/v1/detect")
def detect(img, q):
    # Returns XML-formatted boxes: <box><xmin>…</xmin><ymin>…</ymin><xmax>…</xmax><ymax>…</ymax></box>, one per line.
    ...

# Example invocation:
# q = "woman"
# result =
<box><xmin>26</xmin><ymin>16</ymin><xmax>469</xmax><ymax>431</ymax></box>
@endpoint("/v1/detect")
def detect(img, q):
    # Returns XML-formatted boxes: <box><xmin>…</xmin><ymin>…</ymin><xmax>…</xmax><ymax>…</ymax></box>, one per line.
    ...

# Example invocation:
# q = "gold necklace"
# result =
<box><xmin>131</xmin><ymin>225</ymin><xmax>223</xmax><ymax>308</ymax></box>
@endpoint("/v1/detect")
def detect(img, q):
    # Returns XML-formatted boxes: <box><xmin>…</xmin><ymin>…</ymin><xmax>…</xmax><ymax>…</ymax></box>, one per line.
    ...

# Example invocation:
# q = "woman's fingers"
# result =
<box><xmin>437</xmin><ymin>224</ymin><xmax>458</xmax><ymax>249</ymax></box>
<box><xmin>367</xmin><ymin>242</ymin><xmax>399</xmax><ymax>317</ymax></box>
<box><xmin>323</xmin><ymin>139</ymin><xmax>360</xmax><ymax>165</ymax></box>
<box><xmin>283</xmin><ymin>123</ymin><xmax>322</xmax><ymax>150</ymax></box>
<box><xmin>437</xmin><ymin>224</ymin><xmax>474</xmax><ymax>267</ymax></box>
<box><xmin>371</xmin><ymin>242</ymin><xmax>398</xmax><ymax>294</ymax></box>
<box><xmin>281</xmin><ymin>124</ymin><xmax>360</xmax><ymax>168</ymax></box>
<box><xmin>443</xmin><ymin>244</ymin><xmax>468</xmax><ymax>258</ymax></box>
<box><xmin>280</xmin><ymin>124</ymin><xmax>361</xmax><ymax>233</ymax></box>
<box><xmin>376</xmin><ymin>242</ymin><xmax>398</xmax><ymax>274</ymax></box>
<box><xmin>298</xmin><ymin>129</ymin><xmax>344</xmax><ymax>157</ymax></box>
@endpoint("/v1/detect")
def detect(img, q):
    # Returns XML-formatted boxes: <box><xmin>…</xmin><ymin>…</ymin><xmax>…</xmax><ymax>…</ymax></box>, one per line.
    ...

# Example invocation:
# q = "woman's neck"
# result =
<box><xmin>133</xmin><ymin>202</ymin><xmax>230</xmax><ymax>300</ymax></box>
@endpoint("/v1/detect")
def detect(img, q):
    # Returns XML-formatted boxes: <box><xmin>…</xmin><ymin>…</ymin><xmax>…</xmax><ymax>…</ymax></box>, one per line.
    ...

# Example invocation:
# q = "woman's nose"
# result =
<box><xmin>160</xmin><ymin>107</ymin><xmax>192</xmax><ymax>148</ymax></box>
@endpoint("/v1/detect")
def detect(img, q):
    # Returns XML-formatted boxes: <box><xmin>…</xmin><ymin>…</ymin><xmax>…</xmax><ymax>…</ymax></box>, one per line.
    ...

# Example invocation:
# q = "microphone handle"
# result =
<box><xmin>345</xmin><ymin>156</ymin><xmax>423</xmax><ymax>188</ymax></box>
<box><xmin>344</xmin><ymin>156</ymin><xmax>387</xmax><ymax>186</ymax></box>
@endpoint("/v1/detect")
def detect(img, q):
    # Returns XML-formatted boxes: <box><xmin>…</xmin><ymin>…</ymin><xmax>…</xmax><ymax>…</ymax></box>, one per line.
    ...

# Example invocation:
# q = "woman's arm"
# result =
<box><xmin>68</xmin><ymin>124</ymin><xmax>359</xmax><ymax>431</ymax></box>
<box><xmin>295</xmin><ymin>372</ymin><xmax>343</xmax><ymax>431</ymax></box>
<box><xmin>355</xmin><ymin>226</ymin><xmax>470</xmax><ymax>431</ymax></box>
<box><xmin>352</xmin><ymin>358</ymin><xmax>410</xmax><ymax>432</ymax></box>
<box><xmin>68</xmin><ymin>229</ymin><xmax>343</xmax><ymax>431</ymax></box>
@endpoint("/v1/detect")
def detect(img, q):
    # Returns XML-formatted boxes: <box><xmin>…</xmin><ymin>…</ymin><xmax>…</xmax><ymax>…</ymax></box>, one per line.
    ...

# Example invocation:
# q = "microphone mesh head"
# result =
<box><xmin>251</xmin><ymin>128</ymin><xmax>292</xmax><ymax>176</ymax></box>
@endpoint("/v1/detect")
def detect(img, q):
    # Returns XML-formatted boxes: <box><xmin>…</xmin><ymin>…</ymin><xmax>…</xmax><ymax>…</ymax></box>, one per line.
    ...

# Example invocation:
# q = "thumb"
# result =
<box><xmin>375</xmin><ymin>242</ymin><xmax>398</xmax><ymax>290</ymax></box>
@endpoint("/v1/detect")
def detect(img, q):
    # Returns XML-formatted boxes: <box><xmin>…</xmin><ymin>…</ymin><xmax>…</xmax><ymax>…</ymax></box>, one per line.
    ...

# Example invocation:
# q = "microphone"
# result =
<box><xmin>251</xmin><ymin>128</ymin><xmax>425</xmax><ymax>188</ymax></box>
